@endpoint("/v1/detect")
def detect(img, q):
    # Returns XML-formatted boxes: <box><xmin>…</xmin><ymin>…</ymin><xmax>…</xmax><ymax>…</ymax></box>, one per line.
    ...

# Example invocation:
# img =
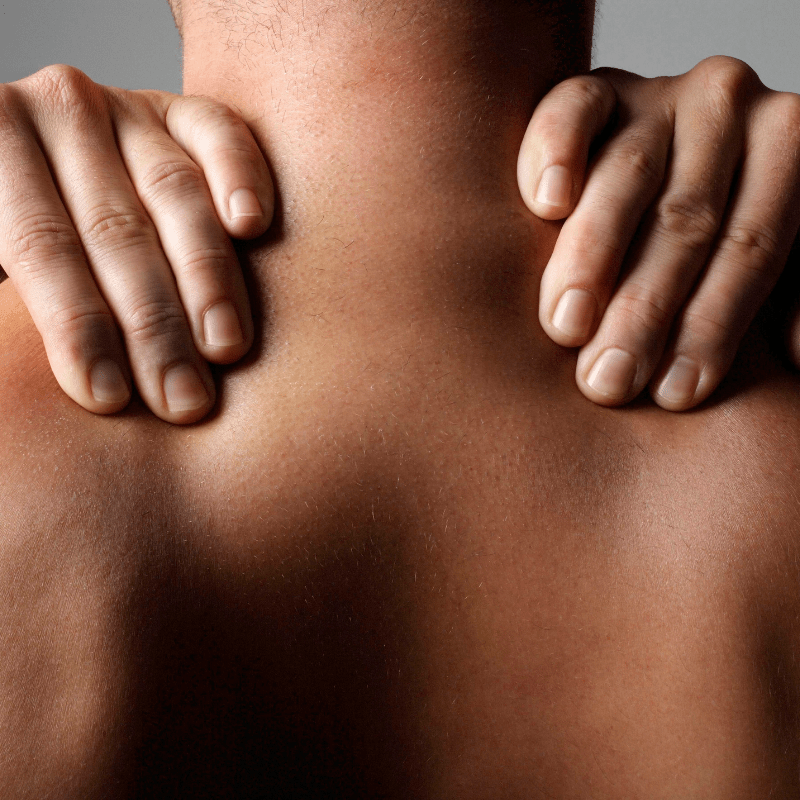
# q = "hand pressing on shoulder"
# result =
<box><xmin>518</xmin><ymin>55</ymin><xmax>800</xmax><ymax>410</ymax></box>
<box><xmin>4</xmin><ymin>59</ymin><xmax>799</xmax><ymax>423</ymax></box>
<box><xmin>0</xmin><ymin>65</ymin><xmax>273</xmax><ymax>423</ymax></box>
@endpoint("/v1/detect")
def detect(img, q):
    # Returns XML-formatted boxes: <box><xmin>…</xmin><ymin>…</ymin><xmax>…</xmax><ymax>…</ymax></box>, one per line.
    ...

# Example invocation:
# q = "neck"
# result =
<box><xmin>180</xmin><ymin>1</ymin><xmax>593</xmax><ymax>350</ymax></box>
<box><xmin>182</xmin><ymin>1</ymin><xmax>592</xmax><ymax>223</ymax></box>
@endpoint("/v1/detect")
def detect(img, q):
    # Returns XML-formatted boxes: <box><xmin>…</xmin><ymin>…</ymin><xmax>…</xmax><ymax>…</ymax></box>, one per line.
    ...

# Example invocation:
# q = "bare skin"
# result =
<box><xmin>0</xmin><ymin>1</ymin><xmax>799</xmax><ymax>796</ymax></box>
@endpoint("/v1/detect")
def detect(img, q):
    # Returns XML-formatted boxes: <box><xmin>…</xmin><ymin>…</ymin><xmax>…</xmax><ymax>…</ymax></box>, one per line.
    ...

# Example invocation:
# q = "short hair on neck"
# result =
<box><xmin>167</xmin><ymin>0</ymin><xmax>183</xmax><ymax>32</ymax></box>
<box><xmin>194</xmin><ymin>0</ymin><xmax>594</xmax><ymax>79</ymax></box>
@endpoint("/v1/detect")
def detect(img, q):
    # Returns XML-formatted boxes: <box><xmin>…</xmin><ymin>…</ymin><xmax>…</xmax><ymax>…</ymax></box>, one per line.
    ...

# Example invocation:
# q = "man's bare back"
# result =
<box><xmin>2</xmin><ymin>194</ymin><xmax>799</xmax><ymax>796</ymax></box>
<box><xmin>1</xmin><ymin>0</ymin><xmax>800</xmax><ymax>796</ymax></box>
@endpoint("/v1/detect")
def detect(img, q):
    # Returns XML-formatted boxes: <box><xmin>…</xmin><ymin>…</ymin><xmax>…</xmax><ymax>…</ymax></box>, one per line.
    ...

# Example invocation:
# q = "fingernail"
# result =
<box><xmin>164</xmin><ymin>364</ymin><xmax>208</xmax><ymax>413</ymax></box>
<box><xmin>90</xmin><ymin>359</ymin><xmax>130</xmax><ymax>404</ymax></box>
<box><xmin>204</xmin><ymin>301</ymin><xmax>244</xmax><ymax>347</ymax></box>
<box><xmin>586</xmin><ymin>348</ymin><xmax>638</xmax><ymax>399</ymax></box>
<box><xmin>229</xmin><ymin>187</ymin><xmax>263</xmax><ymax>220</ymax></box>
<box><xmin>552</xmin><ymin>288</ymin><xmax>596</xmax><ymax>340</ymax></box>
<box><xmin>535</xmin><ymin>165</ymin><xmax>571</xmax><ymax>208</ymax></box>
<box><xmin>656</xmin><ymin>356</ymin><xmax>699</xmax><ymax>406</ymax></box>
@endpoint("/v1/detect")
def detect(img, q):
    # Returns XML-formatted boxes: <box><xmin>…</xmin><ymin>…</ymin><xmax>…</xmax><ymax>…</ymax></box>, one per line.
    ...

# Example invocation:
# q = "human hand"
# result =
<box><xmin>518</xmin><ymin>56</ymin><xmax>800</xmax><ymax>410</ymax></box>
<box><xmin>0</xmin><ymin>65</ymin><xmax>274</xmax><ymax>423</ymax></box>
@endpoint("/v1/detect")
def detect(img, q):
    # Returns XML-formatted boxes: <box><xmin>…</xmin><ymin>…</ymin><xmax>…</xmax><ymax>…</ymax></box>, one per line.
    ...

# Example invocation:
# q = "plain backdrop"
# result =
<box><xmin>0</xmin><ymin>0</ymin><xmax>799</xmax><ymax>93</ymax></box>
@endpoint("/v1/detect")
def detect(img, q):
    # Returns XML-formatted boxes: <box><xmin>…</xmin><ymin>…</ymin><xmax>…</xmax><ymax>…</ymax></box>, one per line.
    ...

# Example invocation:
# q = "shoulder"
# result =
<box><xmin>0</xmin><ymin>282</ymin><xmax>141</xmax><ymax>792</ymax></box>
<box><xmin>0</xmin><ymin>280</ymin><xmax>189</xmax><ymax>548</ymax></box>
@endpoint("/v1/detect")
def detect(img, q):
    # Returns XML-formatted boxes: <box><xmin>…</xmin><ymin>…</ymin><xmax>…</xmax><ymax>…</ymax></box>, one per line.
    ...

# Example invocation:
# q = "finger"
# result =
<box><xmin>109</xmin><ymin>97</ymin><xmax>254</xmax><ymax>367</ymax></box>
<box><xmin>25</xmin><ymin>65</ymin><xmax>216</xmax><ymax>424</ymax></box>
<box><xmin>0</xmin><ymin>78</ymin><xmax>133</xmax><ymax>415</ymax></box>
<box><xmin>650</xmin><ymin>91</ymin><xmax>800</xmax><ymax>410</ymax></box>
<box><xmin>573</xmin><ymin>69</ymin><xmax>753</xmax><ymax>407</ymax></box>
<box><xmin>142</xmin><ymin>92</ymin><xmax>275</xmax><ymax>240</ymax></box>
<box><xmin>518</xmin><ymin>72</ymin><xmax>616</xmax><ymax>220</ymax></box>
<box><xmin>539</xmin><ymin>118</ymin><xmax>672</xmax><ymax>348</ymax></box>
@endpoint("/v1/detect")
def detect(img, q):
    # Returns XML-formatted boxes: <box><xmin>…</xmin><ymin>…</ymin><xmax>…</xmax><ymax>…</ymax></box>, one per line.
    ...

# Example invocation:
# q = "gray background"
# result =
<box><xmin>0</xmin><ymin>0</ymin><xmax>798</xmax><ymax>93</ymax></box>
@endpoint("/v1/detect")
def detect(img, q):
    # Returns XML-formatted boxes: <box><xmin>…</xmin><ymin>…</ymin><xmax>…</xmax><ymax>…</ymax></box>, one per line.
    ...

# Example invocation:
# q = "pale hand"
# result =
<box><xmin>518</xmin><ymin>56</ymin><xmax>800</xmax><ymax>410</ymax></box>
<box><xmin>0</xmin><ymin>65</ymin><xmax>274</xmax><ymax>424</ymax></box>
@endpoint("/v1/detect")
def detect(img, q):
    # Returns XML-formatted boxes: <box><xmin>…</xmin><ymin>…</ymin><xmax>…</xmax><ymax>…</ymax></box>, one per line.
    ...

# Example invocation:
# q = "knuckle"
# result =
<box><xmin>561</xmin><ymin>75</ymin><xmax>610</xmax><ymax>107</ymax></box>
<box><xmin>696</xmin><ymin>55</ymin><xmax>759</xmax><ymax>89</ymax></box>
<box><xmin>121</xmin><ymin>298</ymin><xmax>187</xmax><ymax>344</ymax></box>
<box><xmin>694</xmin><ymin>56</ymin><xmax>760</xmax><ymax>110</ymax></box>
<box><xmin>79</xmin><ymin>205</ymin><xmax>155</xmax><ymax>249</ymax></box>
<box><xmin>613</xmin><ymin>282</ymin><xmax>674</xmax><ymax>332</ymax></box>
<box><xmin>27</xmin><ymin>64</ymin><xmax>100</xmax><ymax>117</ymax></box>
<box><xmin>719</xmin><ymin>221</ymin><xmax>781</xmax><ymax>269</ymax></box>
<box><xmin>554</xmin><ymin>75</ymin><xmax>612</xmax><ymax>127</ymax></box>
<box><xmin>653</xmin><ymin>193</ymin><xmax>720</xmax><ymax>247</ymax></box>
<box><xmin>178</xmin><ymin>245</ymin><xmax>234</xmax><ymax>279</ymax></box>
<box><xmin>184</xmin><ymin>97</ymin><xmax>242</xmax><ymax>134</ymax></box>
<box><xmin>138</xmin><ymin>159</ymin><xmax>205</xmax><ymax>203</ymax></box>
<box><xmin>615</xmin><ymin>140</ymin><xmax>662</xmax><ymax>185</ymax></box>
<box><xmin>678</xmin><ymin>306</ymin><xmax>735</xmax><ymax>346</ymax></box>
<box><xmin>565</xmin><ymin>216</ymin><xmax>626</xmax><ymax>263</ymax></box>
<box><xmin>50</xmin><ymin>303</ymin><xmax>115</xmax><ymax>337</ymax></box>
<box><xmin>9</xmin><ymin>213</ymin><xmax>84</xmax><ymax>272</ymax></box>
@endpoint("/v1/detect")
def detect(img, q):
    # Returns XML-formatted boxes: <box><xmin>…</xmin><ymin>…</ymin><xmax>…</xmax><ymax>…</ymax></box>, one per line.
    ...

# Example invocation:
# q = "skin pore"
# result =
<box><xmin>0</xmin><ymin>1</ymin><xmax>799</xmax><ymax>796</ymax></box>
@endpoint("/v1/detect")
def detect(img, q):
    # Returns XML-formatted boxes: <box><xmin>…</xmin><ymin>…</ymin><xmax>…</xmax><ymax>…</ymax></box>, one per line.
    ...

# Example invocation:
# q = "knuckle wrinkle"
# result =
<box><xmin>615</xmin><ymin>284</ymin><xmax>673</xmax><ymax>330</ymax></box>
<box><xmin>81</xmin><ymin>206</ymin><xmax>154</xmax><ymax>248</ymax></box>
<box><xmin>618</xmin><ymin>143</ymin><xmax>661</xmax><ymax>185</ymax></box>
<box><xmin>655</xmin><ymin>195</ymin><xmax>720</xmax><ymax>246</ymax></box>
<box><xmin>560</xmin><ymin>77</ymin><xmax>611</xmax><ymax>129</ymax></box>
<box><xmin>680</xmin><ymin>307</ymin><xmax>734</xmax><ymax>344</ymax></box>
<box><xmin>122</xmin><ymin>299</ymin><xmax>186</xmax><ymax>343</ymax></box>
<box><xmin>139</xmin><ymin>160</ymin><xmax>203</xmax><ymax>201</ymax></box>
<box><xmin>31</xmin><ymin>65</ymin><xmax>99</xmax><ymax>116</ymax></box>
<box><xmin>722</xmin><ymin>222</ymin><xmax>780</xmax><ymax>266</ymax></box>
<box><xmin>10</xmin><ymin>214</ymin><xmax>83</xmax><ymax>270</ymax></box>
<box><xmin>697</xmin><ymin>56</ymin><xmax>758</xmax><ymax>107</ymax></box>
<box><xmin>51</xmin><ymin>304</ymin><xmax>115</xmax><ymax>334</ymax></box>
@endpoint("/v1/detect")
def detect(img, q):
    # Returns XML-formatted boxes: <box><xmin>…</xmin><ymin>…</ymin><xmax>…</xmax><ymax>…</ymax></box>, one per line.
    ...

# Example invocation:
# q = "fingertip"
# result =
<box><xmin>535</xmin><ymin>165</ymin><xmax>573</xmax><ymax>212</ymax></box>
<box><xmin>650</xmin><ymin>388</ymin><xmax>695</xmax><ymax>412</ymax></box>
<box><xmin>58</xmin><ymin>366</ymin><xmax>130</xmax><ymax>417</ymax></box>
<box><xmin>519</xmin><ymin>157</ymin><xmax>574</xmax><ymax>219</ymax></box>
<box><xmin>200</xmin><ymin>299</ymin><xmax>253</xmax><ymax>364</ymax></box>
<box><xmin>224</xmin><ymin>185</ymin><xmax>275</xmax><ymax>239</ymax></box>
<box><xmin>201</xmin><ymin>339</ymin><xmax>252</xmax><ymax>365</ymax></box>
<box><xmin>160</xmin><ymin>361</ymin><xmax>217</xmax><ymax>425</ymax></box>
<box><xmin>521</xmin><ymin>165</ymin><xmax>575</xmax><ymax>220</ymax></box>
<box><xmin>542</xmin><ymin>287</ymin><xmax>597</xmax><ymax>347</ymax></box>
<box><xmin>227</xmin><ymin>187</ymin><xmax>265</xmax><ymax>226</ymax></box>
<box><xmin>650</xmin><ymin>356</ymin><xmax>704</xmax><ymax>411</ymax></box>
<box><xmin>161</xmin><ymin>397</ymin><xmax>215</xmax><ymax>425</ymax></box>
<box><xmin>79</xmin><ymin>357</ymin><xmax>132</xmax><ymax>414</ymax></box>
<box><xmin>80</xmin><ymin>396</ymin><xmax>132</xmax><ymax>416</ymax></box>
<box><xmin>528</xmin><ymin>201</ymin><xmax>572</xmax><ymax>221</ymax></box>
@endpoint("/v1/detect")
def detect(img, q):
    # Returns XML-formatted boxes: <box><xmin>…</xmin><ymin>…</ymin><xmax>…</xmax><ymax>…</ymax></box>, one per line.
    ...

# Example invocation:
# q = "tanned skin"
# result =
<box><xmin>0</xmin><ymin>1</ymin><xmax>798</xmax><ymax>796</ymax></box>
